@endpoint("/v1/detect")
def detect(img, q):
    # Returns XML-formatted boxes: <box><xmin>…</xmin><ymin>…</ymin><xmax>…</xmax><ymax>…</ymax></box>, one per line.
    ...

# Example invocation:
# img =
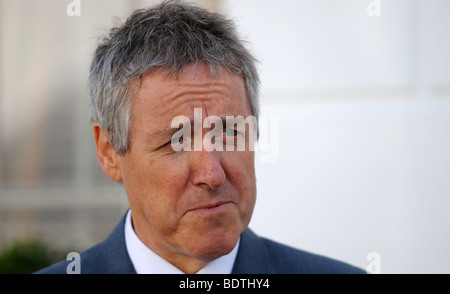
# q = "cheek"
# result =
<box><xmin>121</xmin><ymin>154</ymin><xmax>191</xmax><ymax>222</ymax></box>
<box><xmin>223</xmin><ymin>151</ymin><xmax>256</xmax><ymax>205</ymax></box>
<box><xmin>229</xmin><ymin>151</ymin><xmax>255</xmax><ymax>181</ymax></box>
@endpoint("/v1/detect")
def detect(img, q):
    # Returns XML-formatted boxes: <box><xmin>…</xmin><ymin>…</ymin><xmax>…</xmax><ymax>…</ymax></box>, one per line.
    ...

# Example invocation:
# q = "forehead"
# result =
<box><xmin>132</xmin><ymin>64</ymin><xmax>250</xmax><ymax>120</ymax></box>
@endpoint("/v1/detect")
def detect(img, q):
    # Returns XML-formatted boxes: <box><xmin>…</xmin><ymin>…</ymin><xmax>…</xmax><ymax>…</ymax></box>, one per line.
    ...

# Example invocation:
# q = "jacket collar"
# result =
<box><xmin>232</xmin><ymin>229</ymin><xmax>275</xmax><ymax>274</ymax></box>
<box><xmin>104</xmin><ymin>211</ymin><xmax>271</xmax><ymax>274</ymax></box>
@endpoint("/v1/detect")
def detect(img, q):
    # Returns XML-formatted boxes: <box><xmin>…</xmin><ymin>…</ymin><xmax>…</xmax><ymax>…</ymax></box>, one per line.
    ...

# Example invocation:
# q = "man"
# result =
<box><xmin>37</xmin><ymin>0</ymin><xmax>364</xmax><ymax>274</ymax></box>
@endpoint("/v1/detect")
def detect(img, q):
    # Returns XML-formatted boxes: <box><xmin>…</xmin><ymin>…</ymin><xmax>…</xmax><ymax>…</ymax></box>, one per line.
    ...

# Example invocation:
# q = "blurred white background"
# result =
<box><xmin>1</xmin><ymin>0</ymin><xmax>449</xmax><ymax>273</ymax></box>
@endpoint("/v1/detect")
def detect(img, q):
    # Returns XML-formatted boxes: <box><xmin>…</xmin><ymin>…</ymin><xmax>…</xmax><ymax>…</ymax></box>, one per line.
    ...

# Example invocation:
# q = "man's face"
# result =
<box><xmin>115</xmin><ymin>64</ymin><xmax>256</xmax><ymax>272</ymax></box>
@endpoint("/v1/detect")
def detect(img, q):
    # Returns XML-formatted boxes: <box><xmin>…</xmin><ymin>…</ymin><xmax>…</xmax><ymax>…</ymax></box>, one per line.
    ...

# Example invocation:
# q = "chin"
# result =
<box><xmin>187</xmin><ymin>225</ymin><xmax>242</xmax><ymax>261</ymax></box>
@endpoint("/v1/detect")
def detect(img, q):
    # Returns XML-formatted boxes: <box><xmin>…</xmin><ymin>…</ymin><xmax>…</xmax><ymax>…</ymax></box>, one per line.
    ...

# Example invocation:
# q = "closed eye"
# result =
<box><xmin>224</xmin><ymin>129</ymin><xmax>239</xmax><ymax>137</ymax></box>
<box><xmin>156</xmin><ymin>136</ymin><xmax>183</xmax><ymax>151</ymax></box>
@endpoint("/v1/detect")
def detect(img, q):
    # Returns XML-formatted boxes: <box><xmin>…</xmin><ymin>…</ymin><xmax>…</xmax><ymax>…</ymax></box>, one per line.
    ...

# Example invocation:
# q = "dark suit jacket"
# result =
<box><xmin>36</xmin><ymin>212</ymin><xmax>365</xmax><ymax>274</ymax></box>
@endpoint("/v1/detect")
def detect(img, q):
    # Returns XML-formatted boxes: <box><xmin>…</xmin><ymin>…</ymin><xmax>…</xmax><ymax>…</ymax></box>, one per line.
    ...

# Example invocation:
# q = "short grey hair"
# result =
<box><xmin>89</xmin><ymin>0</ymin><xmax>260</xmax><ymax>154</ymax></box>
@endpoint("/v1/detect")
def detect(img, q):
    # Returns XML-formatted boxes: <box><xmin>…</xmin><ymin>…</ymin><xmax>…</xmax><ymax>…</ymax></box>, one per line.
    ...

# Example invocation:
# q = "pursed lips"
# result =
<box><xmin>187</xmin><ymin>200</ymin><xmax>232</xmax><ymax>214</ymax></box>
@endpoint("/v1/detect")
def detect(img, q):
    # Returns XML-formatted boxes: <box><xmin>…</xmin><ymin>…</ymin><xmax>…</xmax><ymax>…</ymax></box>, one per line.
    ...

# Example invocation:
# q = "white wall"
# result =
<box><xmin>221</xmin><ymin>0</ymin><xmax>450</xmax><ymax>273</ymax></box>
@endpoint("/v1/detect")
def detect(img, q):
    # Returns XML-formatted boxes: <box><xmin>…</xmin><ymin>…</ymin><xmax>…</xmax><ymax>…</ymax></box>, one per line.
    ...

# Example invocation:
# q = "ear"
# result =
<box><xmin>93</xmin><ymin>123</ymin><xmax>123</xmax><ymax>182</ymax></box>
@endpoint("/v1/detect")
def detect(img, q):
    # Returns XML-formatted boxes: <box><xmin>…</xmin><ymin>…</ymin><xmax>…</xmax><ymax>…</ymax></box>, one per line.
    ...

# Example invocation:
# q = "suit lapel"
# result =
<box><xmin>90</xmin><ymin>211</ymin><xmax>137</xmax><ymax>274</ymax></box>
<box><xmin>231</xmin><ymin>229</ymin><xmax>275</xmax><ymax>274</ymax></box>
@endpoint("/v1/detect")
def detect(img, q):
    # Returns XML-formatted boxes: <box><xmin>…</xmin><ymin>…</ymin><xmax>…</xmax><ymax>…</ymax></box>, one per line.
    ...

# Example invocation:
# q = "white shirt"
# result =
<box><xmin>124</xmin><ymin>209</ymin><xmax>240</xmax><ymax>274</ymax></box>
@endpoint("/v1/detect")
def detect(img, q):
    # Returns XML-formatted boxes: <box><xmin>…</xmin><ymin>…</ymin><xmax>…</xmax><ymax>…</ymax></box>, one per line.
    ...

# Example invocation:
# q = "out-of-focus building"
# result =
<box><xmin>0</xmin><ymin>0</ymin><xmax>221</xmax><ymax>252</ymax></box>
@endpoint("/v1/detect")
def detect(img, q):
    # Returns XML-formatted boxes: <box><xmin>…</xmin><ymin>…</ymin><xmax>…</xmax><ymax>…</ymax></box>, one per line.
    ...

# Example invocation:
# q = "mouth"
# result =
<box><xmin>188</xmin><ymin>201</ymin><xmax>232</xmax><ymax>214</ymax></box>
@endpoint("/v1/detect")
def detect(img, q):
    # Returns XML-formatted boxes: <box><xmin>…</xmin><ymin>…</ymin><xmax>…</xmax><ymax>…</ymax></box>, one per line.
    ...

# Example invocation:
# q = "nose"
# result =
<box><xmin>190</xmin><ymin>150</ymin><xmax>225</xmax><ymax>191</ymax></box>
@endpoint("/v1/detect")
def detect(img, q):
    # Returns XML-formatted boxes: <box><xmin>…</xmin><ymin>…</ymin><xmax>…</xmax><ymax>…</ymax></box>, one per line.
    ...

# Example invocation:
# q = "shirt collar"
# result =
<box><xmin>124</xmin><ymin>209</ymin><xmax>240</xmax><ymax>274</ymax></box>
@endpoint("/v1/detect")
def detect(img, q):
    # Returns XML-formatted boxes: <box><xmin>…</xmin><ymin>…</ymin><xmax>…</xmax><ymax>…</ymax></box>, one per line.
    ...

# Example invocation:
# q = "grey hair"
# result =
<box><xmin>89</xmin><ymin>0</ymin><xmax>260</xmax><ymax>155</ymax></box>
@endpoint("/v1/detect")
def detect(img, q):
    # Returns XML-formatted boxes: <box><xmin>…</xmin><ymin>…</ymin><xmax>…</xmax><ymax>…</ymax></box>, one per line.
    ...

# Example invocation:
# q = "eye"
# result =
<box><xmin>224</xmin><ymin>129</ymin><xmax>238</xmax><ymax>137</ymax></box>
<box><xmin>157</xmin><ymin>136</ymin><xmax>183</xmax><ymax>151</ymax></box>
